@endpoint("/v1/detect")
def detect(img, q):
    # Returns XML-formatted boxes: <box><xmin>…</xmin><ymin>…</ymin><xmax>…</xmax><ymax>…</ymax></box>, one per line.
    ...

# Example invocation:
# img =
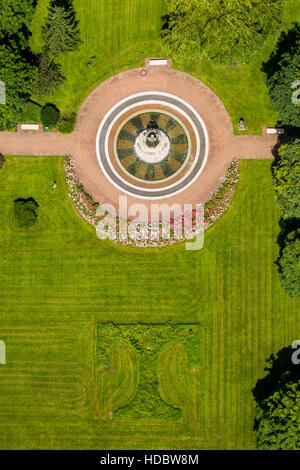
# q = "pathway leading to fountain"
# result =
<box><xmin>0</xmin><ymin>63</ymin><xmax>277</xmax><ymax>209</ymax></box>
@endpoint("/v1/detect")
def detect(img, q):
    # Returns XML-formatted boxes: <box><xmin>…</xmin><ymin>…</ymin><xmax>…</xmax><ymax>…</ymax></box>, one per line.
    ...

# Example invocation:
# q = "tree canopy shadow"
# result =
<box><xmin>275</xmin><ymin>217</ymin><xmax>300</xmax><ymax>257</ymax></box>
<box><xmin>50</xmin><ymin>0</ymin><xmax>73</xmax><ymax>9</ymax></box>
<box><xmin>270</xmin><ymin>132</ymin><xmax>293</xmax><ymax>161</ymax></box>
<box><xmin>161</xmin><ymin>14</ymin><xmax>170</xmax><ymax>37</ymax></box>
<box><xmin>1</xmin><ymin>20</ymin><xmax>36</xmax><ymax>65</ymax></box>
<box><xmin>262</xmin><ymin>22</ymin><xmax>300</xmax><ymax>80</ymax></box>
<box><xmin>252</xmin><ymin>345</ymin><xmax>300</xmax><ymax>404</ymax></box>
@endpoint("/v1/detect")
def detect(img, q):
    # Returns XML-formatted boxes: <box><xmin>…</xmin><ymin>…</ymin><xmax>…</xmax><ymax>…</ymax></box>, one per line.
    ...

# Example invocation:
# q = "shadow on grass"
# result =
<box><xmin>262</xmin><ymin>22</ymin><xmax>300</xmax><ymax>80</ymax></box>
<box><xmin>270</xmin><ymin>132</ymin><xmax>291</xmax><ymax>161</ymax></box>
<box><xmin>252</xmin><ymin>345</ymin><xmax>299</xmax><ymax>404</ymax></box>
<box><xmin>276</xmin><ymin>217</ymin><xmax>300</xmax><ymax>257</ymax></box>
<box><xmin>270</xmin><ymin>126</ymin><xmax>300</xmax><ymax>173</ymax></box>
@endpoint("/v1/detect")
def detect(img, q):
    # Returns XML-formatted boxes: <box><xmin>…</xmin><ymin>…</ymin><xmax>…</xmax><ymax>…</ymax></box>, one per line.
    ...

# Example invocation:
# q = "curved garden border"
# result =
<box><xmin>65</xmin><ymin>155</ymin><xmax>239</xmax><ymax>248</ymax></box>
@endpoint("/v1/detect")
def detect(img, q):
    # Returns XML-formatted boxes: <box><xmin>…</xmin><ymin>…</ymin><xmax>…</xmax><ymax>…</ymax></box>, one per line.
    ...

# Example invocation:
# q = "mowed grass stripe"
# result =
<box><xmin>245</xmin><ymin>176</ymin><xmax>257</xmax><ymax>449</ymax></box>
<box><xmin>29</xmin><ymin>0</ymin><xmax>165</xmax><ymax>112</ymax></box>
<box><xmin>0</xmin><ymin>157</ymin><xmax>299</xmax><ymax>449</ymax></box>
<box><xmin>223</xmin><ymin>251</ymin><xmax>232</xmax><ymax>424</ymax></box>
<box><xmin>0</xmin><ymin>321</ymin><xmax>95</xmax><ymax>426</ymax></box>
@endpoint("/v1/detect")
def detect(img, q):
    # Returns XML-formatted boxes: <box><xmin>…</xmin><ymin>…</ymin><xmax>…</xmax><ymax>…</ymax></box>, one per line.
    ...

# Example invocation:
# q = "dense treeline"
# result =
<box><xmin>264</xmin><ymin>24</ymin><xmax>300</xmax><ymax>128</ymax></box>
<box><xmin>0</xmin><ymin>0</ymin><xmax>37</xmax><ymax>130</ymax></box>
<box><xmin>273</xmin><ymin>140</ymin><xmax>300</xmax><ymax>221</ymax></box>
<box><xmin>0</xmin><ymin>1</ymin><xmax>81</xmax><ymax>130</ymax></box>
<box><xmin>263</xmin><ymin>23</ymin><xmax>300</xmax><ymax>301</ymax></box>
<box><xmin>273</xmin><ymin>139</ymin><xmax>300</xmax><ymax>297</ymax></box>
<box><xmin>254</xmin><ymin>347</ymin><xmax>300</xmax><ymax>450</ymax></box>
<box><xmin>255</xmin><ymin>23</ymin><xmax>300</xmax><ymax>451</ymax></box>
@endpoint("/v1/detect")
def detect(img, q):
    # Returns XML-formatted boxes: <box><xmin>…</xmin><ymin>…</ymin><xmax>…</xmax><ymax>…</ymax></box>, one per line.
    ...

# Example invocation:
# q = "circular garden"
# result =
<box><xmin>96</xmin><ymin>92</ymin><xmax>209</xmax><ymax>199</ymax></box>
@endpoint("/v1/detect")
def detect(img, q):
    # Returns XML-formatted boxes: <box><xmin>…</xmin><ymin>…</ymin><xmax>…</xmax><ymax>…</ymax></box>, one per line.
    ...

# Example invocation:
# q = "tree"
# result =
<box><xmin>161</xmin><ymin>0</ymin><xmax>283</xmax><ymax>63</ymax></box>
<box><xmin>0</xmin><ymin>45</ymin><xmax>37</xmax><ymax>130</ymax></box>
<box><xmin>35</xmin><ymin>53</ymin><xmax>64</xmax><ymax>96</ymax></box>
<box><xmin>42</xmin><ymin>6</ymin><xmax>81</xmax><ymax>56</ymax></box>
<box><xmin>41</xmin><ymin>103</ymin><xmax>60</xmax><ymax>128</ymax></box>
<box><xmin>0</xmin><ymin>0</ymin><xmax>35</xmax><ymax>43</ymax></box>
<box><xmin>14</xmin><ymin>198</ymin><xmax>39</xmax><ymax>228</ymax></box>
<box><xmin>273</xmin><ymin>140</ymin><xmax>300</xmax><ymax>219</ymax></box>
<box><xmin>0</xmin><ymin>1</ymin><xmax>37</xmax><ymax>129</ymax></box>
<box><xmin>255</xmin><ymin>367</ymin><xmax>300</xmax><ymax>450</ymax></box>
<box><xmin>254</xmin><ymin>347</ymin><xmax>300</xmax><ymax>450</ymax></box>
<box><xmin>278</xmin><ymin>229</ymin><xmax>300</xmax><ymax>298</ymax></box>
<box><xmin>255</xmin><ymin>377</ymin><xmax>300</xmax><ymax>449</ymax></box>
<box><xmin>264</xmin><ymin>25</ymin><xmax>300</xmax><ymax>127</ymax></box>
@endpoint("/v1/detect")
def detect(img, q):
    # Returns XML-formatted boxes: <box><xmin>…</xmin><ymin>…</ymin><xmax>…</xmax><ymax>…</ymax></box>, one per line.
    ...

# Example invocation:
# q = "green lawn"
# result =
<box><xmin>18</xmin><ymin>101</ymin><xmax>42</xmax><ymax>124</ymax></box>
<box><xmin>0</xmin><ymin>156</ymin><xmax>298</xmax><ymax>449</ymax></box>
<box><xmin>29</xmin><ymin>0</ymin><xmax>165</xmax><ymax>114</ymax></box>
<box><xmin>28</xmin><ymin>0</ymin><xmax>300</xmax><ymax>134</ymax></box>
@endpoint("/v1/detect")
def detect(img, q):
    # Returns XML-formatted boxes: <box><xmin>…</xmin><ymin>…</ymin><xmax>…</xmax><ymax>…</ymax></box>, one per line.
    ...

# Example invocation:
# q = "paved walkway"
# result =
<box><xmin>0</xmin><ymin>64</ymin><xmax>277</xmax><ymax>208</ymax></box>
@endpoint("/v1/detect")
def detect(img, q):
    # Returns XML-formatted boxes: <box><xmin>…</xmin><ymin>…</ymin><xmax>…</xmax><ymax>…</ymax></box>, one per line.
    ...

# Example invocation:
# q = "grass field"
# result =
<box><xmin>0</xmin><ymin>156</ymin><xmax>299</xmax><ymax>449</ymax></box>
<box><xmin>27</xmin><ymin>0</ymin><xmax>300</xmax><ymax>133</ymax></box>
<box><xmin>29</xmin><ymin>0</ymin><xmax>165</xmax><ymax>113</ymax></box>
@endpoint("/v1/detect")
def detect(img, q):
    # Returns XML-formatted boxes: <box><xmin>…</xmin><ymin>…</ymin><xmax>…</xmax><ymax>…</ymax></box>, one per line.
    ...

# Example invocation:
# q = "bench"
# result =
<box><xmin>149</xmin><ymin>58</ymin><xmax>168</xmax><ymax>66</ymax></box>
<box><xmin>266</xmin><ymin>127</ymin><xmax>285</xmax><ymax>135</ymax></box>
<box><xmin>20</xmin><ymin>124</ymin><xmax>40</xmax><ymax>131</ymax></box>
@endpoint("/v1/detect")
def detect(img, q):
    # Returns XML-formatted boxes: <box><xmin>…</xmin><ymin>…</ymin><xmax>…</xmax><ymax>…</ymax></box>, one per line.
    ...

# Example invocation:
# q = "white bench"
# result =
<box><xmin>149</xmin><ymin>58</ymin><xmax>168</xmax><ymax>66</ymax></box>
<box><xmin>266</xmin><ymin>127</ymin><xmax>285</xmax><ymax>135</ymax></box>
<box><xmin>21</xmin><ymin>124</ymin><xmax>40</xmax><ymax>131</ymax></box>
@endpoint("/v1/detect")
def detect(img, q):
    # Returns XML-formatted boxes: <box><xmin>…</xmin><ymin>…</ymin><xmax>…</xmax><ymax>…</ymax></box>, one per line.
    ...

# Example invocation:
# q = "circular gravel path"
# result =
<box><xmin>96</xmin><ymin>91</ymin><xmax>208</xmax><ymax>199</ymax></box>
<box><xmin>0</xmin><ymin>63</ymin><xmax>277</xmax><ymax>213</ymax></box>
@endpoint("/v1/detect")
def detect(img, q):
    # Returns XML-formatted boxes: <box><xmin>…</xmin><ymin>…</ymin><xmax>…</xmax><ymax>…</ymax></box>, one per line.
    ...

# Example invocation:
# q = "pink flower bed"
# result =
<box><xmin>65</xmin><ymin>156</ymin><xmax>239</xmax><ymax>248</ymax></box>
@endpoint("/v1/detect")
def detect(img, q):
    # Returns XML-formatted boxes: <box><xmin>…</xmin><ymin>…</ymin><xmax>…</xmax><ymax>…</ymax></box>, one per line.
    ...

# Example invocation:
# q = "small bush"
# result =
<box><xmin>58</xmin><ymin>112</ymin><xmax>77</xmax><ymax>134</ymax></box>
<box><xmin>0</xmin><ymin>154</ymin><xmax>5</xmax><ymax>169</ymax></box>
<box><xmin>14</xmin><ymin>198</ymin><xmax>39</xmax><ymax>228</ymax></box>
<box><xmin>41</xmin><ymin>103</ymin><xmax>60</xmax><ymax>128</ymax></box>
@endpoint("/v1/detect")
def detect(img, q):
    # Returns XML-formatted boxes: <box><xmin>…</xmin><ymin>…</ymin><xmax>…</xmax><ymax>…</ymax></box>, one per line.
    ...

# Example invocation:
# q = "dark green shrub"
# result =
<box><xmin>14</xmin><ymin>197</ymin><xmax>39</xmax><ymax>228</ymax></box>
<box><xmin>58</xmin><ymin>112</ymin><xmax>77</xmax><ymax>134</ymax></box>
<box><xmin>41</xmin><ymin>103</ymin><xmax>60</xmax><ymax>128</ymax></box>
<box><xmin>0</xmin><ymin>154</ymin><xmax>5</xmax><ymax>169</ymax></box>
<box><xmin>278</xmin><ymin>228</ymin><xmax>300</xmax><ymax>298</ymax></box>
<box><xmin>273</xmin><ymin>140</ymin><xmax>300</xmax><ymax>220</ymax></box>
